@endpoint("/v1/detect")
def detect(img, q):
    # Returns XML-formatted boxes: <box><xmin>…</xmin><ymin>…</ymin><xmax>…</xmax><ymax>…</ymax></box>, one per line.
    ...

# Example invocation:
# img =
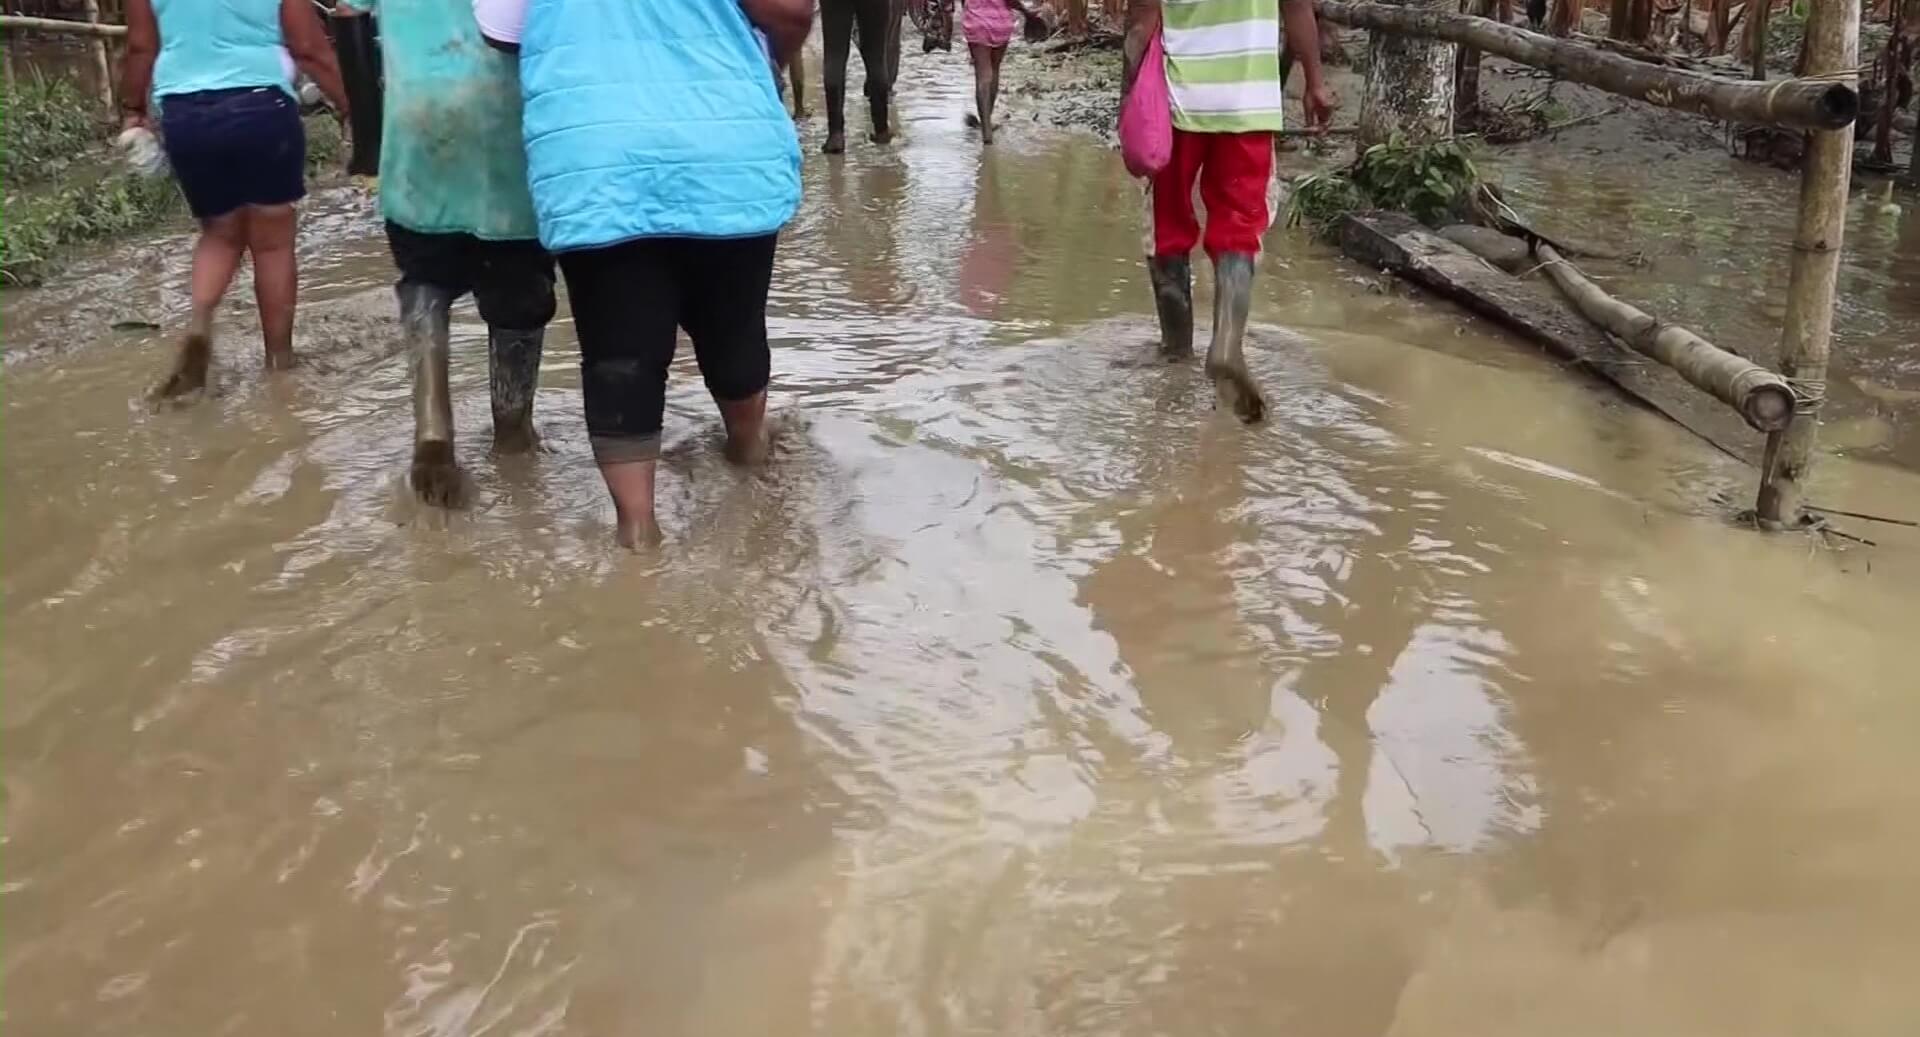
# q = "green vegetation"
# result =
<box><xmin>2</xmin><ymin>76</ymin><xmax>348</xmax><ymax>285</ymax></box>
<box><xmin>1</xmin><ymin>76</ymin><xmax>101</xmax><ymax>186</ymax></box>
<box><xmin>1288</xmin><ymin>135</ymin><xmax>1482</xmax><ymax>237</ymax></box>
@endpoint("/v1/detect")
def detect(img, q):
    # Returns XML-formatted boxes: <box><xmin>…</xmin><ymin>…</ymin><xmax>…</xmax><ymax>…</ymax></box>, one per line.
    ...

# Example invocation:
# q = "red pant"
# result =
<box><xmin>1150</xmin><ymin>129</ymin><xmax>1274</xmax><ymax>259</ymax></box>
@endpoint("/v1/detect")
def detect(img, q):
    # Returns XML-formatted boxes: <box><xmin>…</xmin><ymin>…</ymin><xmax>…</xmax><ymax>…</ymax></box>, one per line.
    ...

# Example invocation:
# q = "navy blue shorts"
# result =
<box><xmin>159</xmin><ymin>87</ymin><xmax>306</xmax><ymax>220</ymax></box>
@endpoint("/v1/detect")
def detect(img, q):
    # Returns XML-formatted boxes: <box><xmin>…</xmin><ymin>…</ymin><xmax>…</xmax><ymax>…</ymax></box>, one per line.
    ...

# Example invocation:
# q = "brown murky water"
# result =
<box><xmin>6</xmin><ymin>49</ymin><xmax>1920</xmax><ymax>1036</ymax></box>
<box><xmin>1490</xmin><ymin>120</ymin><xmax>1920</xmax><ymax>468</ymax></box>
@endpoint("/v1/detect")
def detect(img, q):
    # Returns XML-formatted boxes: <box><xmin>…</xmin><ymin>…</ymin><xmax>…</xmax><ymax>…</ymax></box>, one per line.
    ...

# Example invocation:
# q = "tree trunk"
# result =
<box><xmin>1537</xmin><ymin>244</ymin><xmax>1796</xmax><ymax>430</ymax></box>
<box><xmin>1358</xmin><ymin>0</ymin><xmax>1459</xmax><ymax>145</ymax></box>
<box><xmin>1751</xmin><ymin>0</ymin><xmax>1770</xmax><ymax>76</ymax></box>
<box><xmin>1756</xmin><ymin>0</ymin><xmax>1859</xmax><ymax>527</ymax></box>
<box><xmin>1316</xmin><ymin>0</ymin><xmax>1861</xmax><ymax>127</ymax></box>
<box><xmin>1456</xmin><ymin>0</ymin><xmax>1494</xmax><ymax>117</ymax></box>
<box><xmin>1548</xmin><ymin>0</ymin><xmax>1579</xmax><ymax>35</ymax></box>
<box><xmin>1708</xmin><ymin>0</ymin><xmax>1731</xmax><ymax>49</ymax></box>
<box><xmin>1611</xmin><ymin>0</ymin><xmax>1633</xmax><ymax>36</ymax></box>
<box><xmin>1629</xmin><ymin>0</ymin><xmax>1655</xmax><ymax>39</ymax></box>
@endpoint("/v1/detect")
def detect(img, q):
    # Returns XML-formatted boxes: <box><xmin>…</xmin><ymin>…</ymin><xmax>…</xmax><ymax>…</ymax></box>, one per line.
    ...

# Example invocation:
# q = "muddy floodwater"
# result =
<box><xmin>5</xmin><ymin>49</ymin><xmax>1920</xmax><ymax>1036</ymax></box>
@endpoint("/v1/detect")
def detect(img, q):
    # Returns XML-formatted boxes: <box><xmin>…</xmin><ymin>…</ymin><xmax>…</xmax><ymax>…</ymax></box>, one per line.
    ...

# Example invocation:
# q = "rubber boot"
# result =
<box><xmin>400</xmin><ymin>283</ymin><xmax>462</xmax><ymax>505</ymax></box>
<box><xmin>1148</xmin><ymin>254</ymin><xmax>1193</xmax><ymax>360</ymax></box>
<box><xmin>1206</xmin><ymin>252</ymin><xmax>1266</xmax><ymax>424</ymax></box>
<box><xmin>824</xmin><ymin>83</ymin><xmax>848</xmax><ymax>154</ymax></box>
<box><xmin>488</xmin><ymin>326</ymin><xmax>543</xmax><ymax>454</ymax></box>
<box><xmin>870</xmin><ymin>93</ymin><xmax>893</xmax><ymax>144</ymax></box>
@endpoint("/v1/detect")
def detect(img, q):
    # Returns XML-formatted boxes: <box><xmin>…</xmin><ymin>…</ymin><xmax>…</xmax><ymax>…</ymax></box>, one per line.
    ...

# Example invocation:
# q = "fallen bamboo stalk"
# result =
<box><xmin>1314</xmin><ymin>0</ymin><xmax>1858</xmax><ymax>129</ymax></box>
<box><xmin>0</xmin><ymin>13</ymin><xmax>128</xmax><ymax>36</ymax></box>
<box><xmin>1535</xmin><ymin>243</ymin><xmax>1795</xmax><ymax>431</ymax></box>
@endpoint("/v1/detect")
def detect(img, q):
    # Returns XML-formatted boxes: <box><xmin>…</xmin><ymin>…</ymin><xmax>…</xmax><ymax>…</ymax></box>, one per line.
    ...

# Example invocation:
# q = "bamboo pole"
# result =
<box><xmin>0</xmin><ymin>13</ymin><xmax>127</xmax><ymax>35</ymax></box>
<box><xmin>1756</xmin><ymin>0</ymin><xmax>1858</xmax><ymax>526</ymax></box>
<box><xmin>81</xmin><ymin>0</ymin><xmax>112</xmax><ymax>110</ymax></box>
<box><xmin>1536</xmin><ymin>244</ymin><xmax>1796</xmax><ymax>431</ymax></box>
<box><xmin>1315</xmin><ymin>0</ymin><xmax>1860</xmax><ymax>127</ymax></box>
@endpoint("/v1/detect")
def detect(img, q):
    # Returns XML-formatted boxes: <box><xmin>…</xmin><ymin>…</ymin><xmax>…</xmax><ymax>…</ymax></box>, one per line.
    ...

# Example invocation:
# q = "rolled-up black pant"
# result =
<box><xmin>558</xmin><ymin>234</ymin><xmax>777</xmax><ymax>463</ymax></box>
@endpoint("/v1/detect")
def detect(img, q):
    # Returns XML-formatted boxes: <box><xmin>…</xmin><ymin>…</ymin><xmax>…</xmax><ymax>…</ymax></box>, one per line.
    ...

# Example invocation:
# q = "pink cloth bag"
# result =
<box><xmin>1119</xmin><ymin>28</ymin><xmax>1171</xmax><ymax>179</ymax></box>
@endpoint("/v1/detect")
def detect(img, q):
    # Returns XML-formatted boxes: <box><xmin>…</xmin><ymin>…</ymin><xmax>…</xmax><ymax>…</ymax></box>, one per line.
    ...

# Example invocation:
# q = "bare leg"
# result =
<box><xmin>969</xmin><ymin>43</ymin><xmax>993</xmax><ymax>140</ymax></box>
<box><xmin>789</xmin><ymin>50</ymin><xmax>811</xmax><ymax>118</ymax></box>
<box><xmin>985</xmin><ymin>44</ymin><xmax>1006</xmax><ymax>143</ymax></box>
<box><xmin>154</xmin><ymin>211</ymin><xmax>247</xmax><ymax>399</ymax></box>
<box><xmin>245</xmin><ymin>203</ymin><xmax>299</xmax><ymax>371</ymax></box>
<box><xmin>717</xmin><ymin>390</ymin><xmax>770</xmax><ymax>465</ymax></box>
<box><xmin>599</xmin><ymin>459</ymin><xmax>661</xmax><ymax>548</ymax></box>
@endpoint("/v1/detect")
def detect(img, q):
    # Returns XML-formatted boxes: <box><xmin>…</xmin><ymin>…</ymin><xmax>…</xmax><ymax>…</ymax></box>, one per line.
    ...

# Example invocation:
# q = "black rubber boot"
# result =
<box><xmin>488</xmin><ymin>326</ymin><xmax>544</xmax><ymax>454</ymax></box>
<box><xmin>824</xmin><ymin>83</ymin><xmax>848</xmax><ymax>153</ymax></box>
<box><xmin>1148</xmin><ymin>254</ymin><xmax>1193</xmax><ymax>360</ymax></box>
<box><xmin>399</xmin><ymin>282</ymin><xmax>463</xmax><ymax>505</ymax></box>
<box><xmin>1206</xmin><ymin>252</ymin><xmax>1266</xmax><ymax>424</ymax></box>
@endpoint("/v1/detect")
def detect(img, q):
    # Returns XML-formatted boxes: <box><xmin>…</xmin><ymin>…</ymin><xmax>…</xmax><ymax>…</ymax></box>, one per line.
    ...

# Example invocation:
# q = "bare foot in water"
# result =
<box><xmin>615</xmin><ymin>515</ymin><xmax>663</xmax><ymax>550</ymax></box>
<box><xmin>725</xmin><ymin>429</ymin><xmax>771</xmax><ymax>466</ymax></box>
<box><xmin>264</xmin><ymin>349</ymin><xmax>297</xmax><ymax>372</ymax></box>
<box><xmin>409</xmin><ymin>440</ymin><xmax>465</xmax><ymax>508</ymax></box>
<box><xmin>152</xmin><ymin>333</ymin><xmax>212</xmax><ymax>401</ymax></box>
<box><xmin>823</xmin><ymin>130</ymin><xmax>846</xmax><ymax>154</ymax></box>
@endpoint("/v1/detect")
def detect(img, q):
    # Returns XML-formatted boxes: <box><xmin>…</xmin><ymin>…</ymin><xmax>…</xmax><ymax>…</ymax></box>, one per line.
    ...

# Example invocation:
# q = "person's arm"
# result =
<box><xmin>1279</xmin><ymin>0</ymin><xmax>1334</xmax><ymax>130</ymax></box>
<box><xmin>741</xmin><ymin>0</ymin><xmax>813</xmax><ymax>64</ymax></box>
<box><xmin>118</xmin><ymin>0</ymin><xmax>159</xmax><ymax>129</ymax></box>
<box><xmin>1122</xmin><ymin>0</ymin><xmax>1159</xmax><ymax>93</ymax></box>
<box><xmin>282</xmin><ymin>0</ymin><xmax>352</xmax><ymax>117</ymax></box>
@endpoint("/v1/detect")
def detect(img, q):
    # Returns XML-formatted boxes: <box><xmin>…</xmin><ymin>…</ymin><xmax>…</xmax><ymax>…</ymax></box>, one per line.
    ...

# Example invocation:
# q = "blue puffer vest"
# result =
<box><xmin>518</xmin><ymin>0</ymin><xmax>802</xmax><ymax>251</ymax></box>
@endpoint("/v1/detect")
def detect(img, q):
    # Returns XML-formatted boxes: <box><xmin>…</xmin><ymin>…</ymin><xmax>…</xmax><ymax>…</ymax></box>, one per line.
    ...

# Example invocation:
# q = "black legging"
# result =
<box><xmin>822</xmin><ymin>0</ymin><xmax>902</xmax><ymax>107</ymax></box>
<box><xmin>559</xmin><ymin>235</ymin><xmax>779</xmax><ymax>463</ymax></box>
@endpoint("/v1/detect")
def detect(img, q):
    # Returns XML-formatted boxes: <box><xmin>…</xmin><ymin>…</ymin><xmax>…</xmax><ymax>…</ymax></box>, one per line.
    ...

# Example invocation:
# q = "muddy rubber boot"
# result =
<box><xmin>1206</xmin><ymin>252</ymin><xmax>1266</xmax><ymax>424</ymax></box>
<box><xmin>870</xmin><ymin>93</ymin><xmax>893</xmax><ymax>144</ymax></box>
<box><xmin>488</xmin><ymin>326</ymin><xmax>543</xmax><ymax>454</ymax></box>
<box><xmin>824</xmin><ymin>83</ymin><xmax>848</xmax><ymax>154</ymax></box>
<box><xmin>1148</xmin><ymin>254</ymin><xmax>1194</xmax><ymax>360</ymax></box>
<box><xmin>400</xmin><ymin>283</ymin><xmax>462</xmax><ymax>506</ymax></box>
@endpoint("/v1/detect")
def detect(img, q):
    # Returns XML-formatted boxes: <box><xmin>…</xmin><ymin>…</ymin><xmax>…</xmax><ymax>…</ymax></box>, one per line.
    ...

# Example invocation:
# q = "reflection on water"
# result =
<box><xmin>4</xmin><ymin>44</ymin><xmax>1920</xmax><ymax>1037</ymax></box>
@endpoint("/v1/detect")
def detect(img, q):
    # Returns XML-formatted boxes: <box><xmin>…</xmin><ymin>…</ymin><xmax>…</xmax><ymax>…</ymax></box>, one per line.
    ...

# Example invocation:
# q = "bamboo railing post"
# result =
<box><xmin>0</xmin><ymin>15</ymin><xmax>129</xmax><ymax>36</ymax></box>
<box><xmin>1755</xmin><ymin>0</ymin><xmax>1859</xmax><ymax>526</ymax></box>
<box><xmin>82</xmin><ymin>0</ymin><xmax>112</xmax><ymax>111</ymax></box>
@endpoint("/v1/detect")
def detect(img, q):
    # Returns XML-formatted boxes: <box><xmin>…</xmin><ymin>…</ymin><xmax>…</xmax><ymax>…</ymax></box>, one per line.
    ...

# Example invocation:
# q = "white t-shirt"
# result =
<box><xmin>472</xmin><ymin>0</ymin><xmax>526</xmax><ymax>45</ymax></box>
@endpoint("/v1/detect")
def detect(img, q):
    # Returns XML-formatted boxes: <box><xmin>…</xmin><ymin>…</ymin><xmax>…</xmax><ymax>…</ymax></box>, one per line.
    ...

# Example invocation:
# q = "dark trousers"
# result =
<box><xmin>327</xmin><ymin>13</ymin><xmax>383</xmax><ymax>177</ymax></box>
<box><xmin>558</xmin><ymin>235</ymin><xmax>778</xmax><ymax>463</ymax></box>
<box><xmin>385</xmin><ymin>222</ymin><xmax>556</xmax><ymax>331</ymax></box>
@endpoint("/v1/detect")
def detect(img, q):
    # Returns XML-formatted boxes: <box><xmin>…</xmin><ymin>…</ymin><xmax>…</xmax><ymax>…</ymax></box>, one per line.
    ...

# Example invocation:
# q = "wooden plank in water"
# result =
<box><xmin>1337</xmin><ymin>210</ymin><xmax>1763</xmax><ymax>466</ymax></box>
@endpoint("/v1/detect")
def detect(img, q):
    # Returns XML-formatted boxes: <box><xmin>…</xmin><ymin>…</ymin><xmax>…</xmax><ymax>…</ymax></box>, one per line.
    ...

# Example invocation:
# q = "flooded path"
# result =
<box><xmin>5</xmin><ymin>47</ymin><xmax>1920</xmax><ymax>1036</ymax></box>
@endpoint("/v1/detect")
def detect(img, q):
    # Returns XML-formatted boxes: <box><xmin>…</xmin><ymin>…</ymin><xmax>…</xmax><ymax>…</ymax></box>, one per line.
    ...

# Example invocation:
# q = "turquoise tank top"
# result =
<box><xmin>151</xmin><ymin>0</ymin><xmax>292</xmax><ymax>101</ymax></box>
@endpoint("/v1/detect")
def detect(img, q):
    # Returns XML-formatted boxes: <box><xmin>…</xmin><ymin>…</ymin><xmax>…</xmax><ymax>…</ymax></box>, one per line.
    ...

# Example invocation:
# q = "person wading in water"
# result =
<box><xmin>517</xmin><ymin>0</ymin><xmax>810</xmax><ymax>547</ymax></box>
<box><xmin>121</xmin><ymin>0</ymin><xmax>350</xmax><ymax>397</ymax></box>
<box><xmin>333</xmin><ymin>0</ymin><xmax>557</xmax><ymax>507</ymax></box>
<box><xmin>960</xmin><ymin>0</ymin><xmax>1041</xmax><ymax>144</ymax></box>
<box><xmin>1124</xmin><ymin>0</ymin><xmax>1333</xmax><ymax>423</ymax></box>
